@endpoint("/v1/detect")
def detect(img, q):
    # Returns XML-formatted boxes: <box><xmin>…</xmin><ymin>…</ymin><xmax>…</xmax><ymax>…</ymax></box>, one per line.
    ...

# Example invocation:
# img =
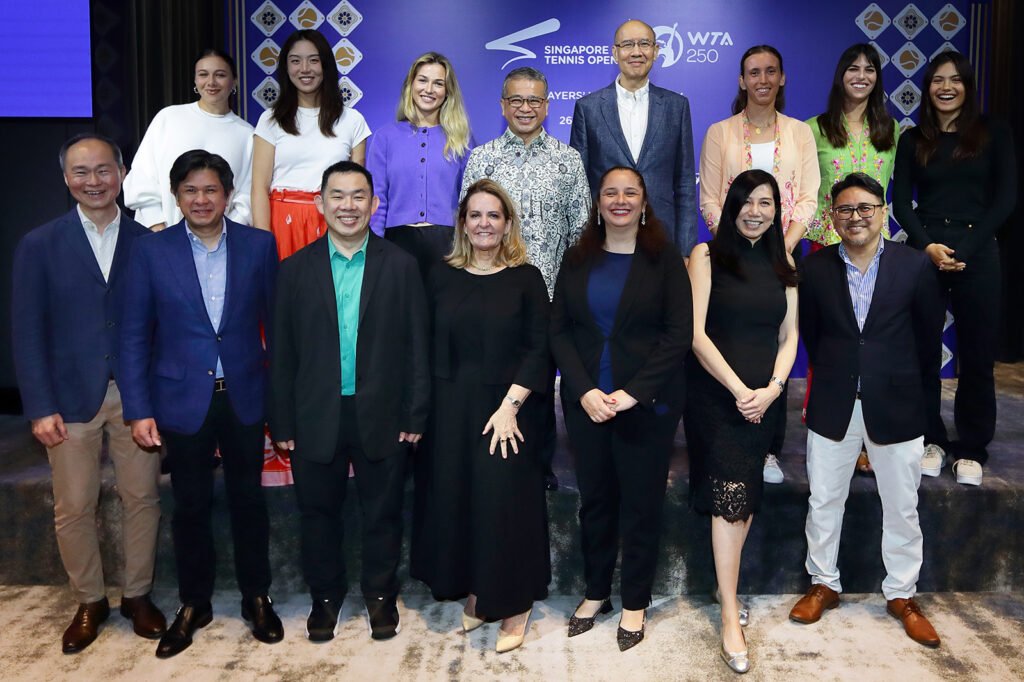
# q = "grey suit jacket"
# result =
<box><xmin>570</xmin><ymin>82</ymin><xmax>697</xmax><ymax>252</ymax></box>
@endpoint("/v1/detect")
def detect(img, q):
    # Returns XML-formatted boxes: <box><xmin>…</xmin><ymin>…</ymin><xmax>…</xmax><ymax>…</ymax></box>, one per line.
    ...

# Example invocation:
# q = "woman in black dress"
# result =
<box><xmin>412</xmin><ymin>178</ymin><xmax>550</xmax><ymax>653</ymax></box>
<box><xmin>892</xmin><ymin>51</ymin><xmax>1016</xmax><ymax>486</ymax></box>
<box><xmin>551</xmin><ymin>167</ymin><xmax>691</xmax><ymax>651</ymax></box>
<box><xmin>686</xmin><ymin>169</ymin><xmax>799</xmax><ymax>673</ymax></box>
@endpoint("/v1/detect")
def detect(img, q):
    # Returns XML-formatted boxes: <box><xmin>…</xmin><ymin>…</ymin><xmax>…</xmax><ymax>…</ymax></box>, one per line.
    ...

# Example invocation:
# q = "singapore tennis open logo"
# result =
<box><xmin>486</xmin><ymin>18</ymin><xmax>561</xmax><ymax>69</ymax></box>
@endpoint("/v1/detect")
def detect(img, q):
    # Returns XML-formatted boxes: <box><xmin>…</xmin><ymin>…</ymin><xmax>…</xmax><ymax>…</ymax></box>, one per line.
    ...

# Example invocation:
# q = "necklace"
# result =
<box><xmin>744</xmin><ymin>111</ymin><xmax>776</xmax><ymax>135</ymax></box>
<box><xmin>470</xmin><ymin>260</ymin><xmax>496</xmax><ymax>272</ymax></box>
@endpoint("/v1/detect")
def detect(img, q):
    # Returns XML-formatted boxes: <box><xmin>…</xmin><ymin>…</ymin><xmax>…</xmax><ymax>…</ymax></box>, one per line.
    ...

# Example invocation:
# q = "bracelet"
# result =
<box><xmin>504</xmin><ymin>395</ymin><xmax>522</xmax><ymax>410</ymax></box>
<box><xmin>769</xmin><ymin>376</ymin><xmax>785</xmax><ymax>392</ymax></box>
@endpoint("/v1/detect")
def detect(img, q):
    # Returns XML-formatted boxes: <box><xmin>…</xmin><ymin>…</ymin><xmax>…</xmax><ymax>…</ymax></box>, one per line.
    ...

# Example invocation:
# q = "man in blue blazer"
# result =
<box><xmin>12</xmin><ymin>134</ymin><xmax>165</xmax><ymax>653</ymax></box>
<box><xmin>570</xmin><ymin>19</ymin><xmax>697</xmax><ymax>256</ymax></box>
<box><xmin>119</xmin><ymin>150</ymin><xmax>283</xmax><ymax>658</ymax></box>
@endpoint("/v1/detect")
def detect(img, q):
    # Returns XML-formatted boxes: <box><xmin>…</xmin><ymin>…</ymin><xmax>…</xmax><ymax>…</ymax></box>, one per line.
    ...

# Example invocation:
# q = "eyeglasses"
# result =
<box><xmin>503</xmin><ymin>96</ymin><xmax>546</xmax><ymax>109</ymax></box>
<box><xmin>615</xmin><ymin>39</ymin><xmax>656</xmax><ymax>51</ymax></box>
<box><xmin>832</xmin><ymin>203</ymin><xmax>884</xmax><ymax>220</ymax></box>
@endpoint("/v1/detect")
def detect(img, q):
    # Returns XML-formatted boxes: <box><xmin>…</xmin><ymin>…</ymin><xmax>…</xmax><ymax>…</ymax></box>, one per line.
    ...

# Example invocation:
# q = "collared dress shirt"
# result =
<box><xmin>77</xmin><ymin>205</ymin><xmax>121</xmax><ymax>282</ymax></box>
<box><xmin>615</xmin><ymin>78</ymin><xmax>650</xmax><ymax>164</ymax></box>
<box><xmin>186</xmin><ymin>222</ymin><xmax>228</xmax><ymax>378</ymax></box>
<box><xmin>328</xmin><ymin>233</ymin><xmax>368</xmax><ymax>396</ymax></box>
<box><xmin>460</xmin><ymin>128</ymin><xmax>591</xmax><ymax>298</ymax></box>
<box><xmin>839</xmin><ymin>236</ymin><xmax>885</xmax><ymax>390</ymax></box>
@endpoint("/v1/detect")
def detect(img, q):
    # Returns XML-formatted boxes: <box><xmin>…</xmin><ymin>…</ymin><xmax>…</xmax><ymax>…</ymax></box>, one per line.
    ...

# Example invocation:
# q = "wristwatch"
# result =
<box><xmin>504</xmin><ymin>395</ymin><xmax>522</xmax><ymax>409</ymax></box>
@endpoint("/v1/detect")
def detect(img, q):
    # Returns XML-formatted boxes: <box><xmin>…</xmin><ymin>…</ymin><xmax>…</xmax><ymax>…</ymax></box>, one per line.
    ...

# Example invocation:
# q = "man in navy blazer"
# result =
<box><xmin>570</xmin><ymin>19</ymin><xmax>697</xmax><ymax>256</ymax></box>
<box><xmin>12</xmin><ymin>134</ymin><xmax>165</xmax><ymax>653</ymax></box>
<box><xmin>790</xmin><ymin>173</ymin><xmax>944</xmax><ymax>648</ymax></box>
<box><xmin>119</xmin><ymin>150</ymin><xmax>283</xmax><ymax>658</ymax></box>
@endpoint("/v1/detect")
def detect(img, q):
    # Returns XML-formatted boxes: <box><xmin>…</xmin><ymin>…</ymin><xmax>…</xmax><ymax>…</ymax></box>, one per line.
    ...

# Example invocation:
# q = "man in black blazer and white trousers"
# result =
<box><xmin>269</xmin><ymin>161</ymin><xmax>430</xmax><ymax>642</ymax></box>
<box><xmin>789</xmin><ymin>173</ymin><xmax>944</xmax><ymax>648</ymax></box>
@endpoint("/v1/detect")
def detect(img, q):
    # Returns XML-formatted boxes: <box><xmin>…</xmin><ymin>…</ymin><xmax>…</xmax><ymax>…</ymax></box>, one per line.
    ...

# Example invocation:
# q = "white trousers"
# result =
<box><xmin>804</xmin><ymin>400</ymin><xmax>923</xmax><ymax>599</ymax></box>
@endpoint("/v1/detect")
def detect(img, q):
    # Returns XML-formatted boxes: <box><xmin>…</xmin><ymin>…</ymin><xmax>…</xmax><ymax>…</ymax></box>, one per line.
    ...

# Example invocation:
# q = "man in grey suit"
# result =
<box><xmin>570</xmin><ymin>19</ymin><xmax>697</xmax><ymax>256</ymax></box>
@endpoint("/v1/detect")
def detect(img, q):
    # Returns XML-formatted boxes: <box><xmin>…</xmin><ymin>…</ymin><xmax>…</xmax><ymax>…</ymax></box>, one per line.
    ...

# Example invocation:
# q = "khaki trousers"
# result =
<box><xmin>47</xmin><ymin>381</ymin><xmax>162</xmax><ymax>603</ymax></box>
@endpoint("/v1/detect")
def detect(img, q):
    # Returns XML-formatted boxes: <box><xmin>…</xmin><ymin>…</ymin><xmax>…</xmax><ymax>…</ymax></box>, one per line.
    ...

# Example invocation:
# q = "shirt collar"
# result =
<box><xmin>500</xmin><ymin>127</ymin><xmax>548</xmax><ymax>149</ymax></box>
<box><xmin>615</xmin><ymin>78</ymin><xmax>650</xmax><ymax>102</ymax></box>
<box><xmin>839</xmin><ymin>235</ymin><xmax>885</xmax><ymax>269</ymax></box>
<box><xmin>328</xmin><ymin>231</ymin><xmax>370</xmax><ymax>261</ymax></box>
<box><xmin>186</xmin><ymin>219</ymin><xmax>227</xmax><ymax>252</ymax></box>
<box><xmin>77</xmin><ymin>205</ymin><xmax>121</xmax><ymax>235</ymax></box>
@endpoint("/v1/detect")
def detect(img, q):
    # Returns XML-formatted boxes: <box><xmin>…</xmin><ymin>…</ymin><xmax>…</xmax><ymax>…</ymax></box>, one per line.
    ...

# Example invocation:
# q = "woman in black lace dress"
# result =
<box><xmin>686</xmin><ymin>169</ymin><xmax>799</xmax><ymax>673</ymax></box>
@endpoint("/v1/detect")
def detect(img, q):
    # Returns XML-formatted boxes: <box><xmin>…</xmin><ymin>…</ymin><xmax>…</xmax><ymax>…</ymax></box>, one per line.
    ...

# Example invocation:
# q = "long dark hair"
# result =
<box><xmin>709</xmin><ymin>169</ymin><xmax>798</xmax><ymax>287</ymax></box>
<box><xmin>272</xmin><ymin>30</ymin><xmax>344</xmax><ymax>137</ymax></box>
<box><xmin>815</xmin><ymin>44</ymin><xmax>895</xmax><ymax>151</ymax></box>
<box><xmin>916</xmin><ymin>51</ymin><xmax>987</xmax><ymax>165</ymax></box>
<box><xmin>731</xmin><ymin>45</ymin><xmax>786</xmax><ymax>115</ymax></box>
<box><xmin>570</xmin><ymin>167</ymin><xmax>669</xmax><ymax>265</ymax></box>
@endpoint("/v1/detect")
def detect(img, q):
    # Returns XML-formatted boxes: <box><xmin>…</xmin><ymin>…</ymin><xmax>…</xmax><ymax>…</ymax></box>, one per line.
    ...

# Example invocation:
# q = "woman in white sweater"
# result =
<box><xmin>124</xmin><ymin>49</ymin><xmax>254</xmax><ymax>230</ymax></box>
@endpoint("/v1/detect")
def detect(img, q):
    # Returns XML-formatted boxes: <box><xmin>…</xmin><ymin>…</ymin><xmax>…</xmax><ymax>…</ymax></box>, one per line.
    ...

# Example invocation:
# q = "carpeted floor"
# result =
<box><xmin>1</xmin><ymin>586</ymin><xmax>1021</xmax><ymax>681</ymax></box>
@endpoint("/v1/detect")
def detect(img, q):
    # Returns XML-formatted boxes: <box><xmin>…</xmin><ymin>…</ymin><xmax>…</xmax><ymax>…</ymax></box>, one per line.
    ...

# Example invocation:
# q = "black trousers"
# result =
<box><xmin>291</xmin><ymin>397</ymin><xmax>407</xmax><ymax>602</ymax></box>
<box><xmin>920</xmin><ymin>228</ymin><xmax>1000</xmax><ymax>462</ymax></box>
<box><xmin>164</xmin><ymin>390</ymin><xmax>271</xmax><ymax>605</ymax></box>
<box><xmin>564</xmin><ymin>401</ymin><xmax>679</xmax><ymax>611</ymax></box>
<box><xmin>384</xmin><ymin>224</ymin><xmax>454</xmax><ymax>281</ymax></box>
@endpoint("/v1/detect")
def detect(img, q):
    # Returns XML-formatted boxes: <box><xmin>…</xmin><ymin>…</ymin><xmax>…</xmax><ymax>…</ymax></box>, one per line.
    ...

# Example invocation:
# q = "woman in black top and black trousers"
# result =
<box><xmin>893</xmin><ymin>51</ymin><xmax>1017</xmax><ymax>486</ymax></box>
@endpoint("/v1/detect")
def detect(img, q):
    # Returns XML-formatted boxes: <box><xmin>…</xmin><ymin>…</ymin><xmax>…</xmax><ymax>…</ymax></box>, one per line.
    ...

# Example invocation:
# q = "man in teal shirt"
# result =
<box><xmin>270</xmin><ymin>161</ymin><xmax>430</xmax><ymax>644</ymax></box>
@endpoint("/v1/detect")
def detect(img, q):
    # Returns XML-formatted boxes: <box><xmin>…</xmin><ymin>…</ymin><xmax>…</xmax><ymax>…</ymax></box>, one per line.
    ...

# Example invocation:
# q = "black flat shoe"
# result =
<box><xmin>567</xmin><ymin>598</ymin><xmax>612</xmax><ymax>637</ymax></box>
<box><xmin>616</xmin><ymin>610</ymin><xmax>645</xmax><ymax>652</ymax></box>
<box><xmin>155</xmin><ymin>602</ymin><xmax>213</xmax><ymax>659</ymax></box>
<box><xmin>242</xmin><ymin>595</ymin><xmax>284</xmax><ymax>644</ymax></box>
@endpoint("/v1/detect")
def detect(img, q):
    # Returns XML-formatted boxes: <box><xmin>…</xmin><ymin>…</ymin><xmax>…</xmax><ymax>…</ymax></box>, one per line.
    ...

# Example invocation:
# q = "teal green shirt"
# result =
<box><xmin>328</xmin><ymin>234</ymin><xmax>368</xmax><ymax>395</ymax></box>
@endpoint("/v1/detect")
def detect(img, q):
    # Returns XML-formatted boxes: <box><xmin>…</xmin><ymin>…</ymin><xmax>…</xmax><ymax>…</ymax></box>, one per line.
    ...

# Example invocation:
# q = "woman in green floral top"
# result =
<box><xmin>806</xmin><ymin>44</ymin><xmax>898</xmax><ymax>249</ymax></box>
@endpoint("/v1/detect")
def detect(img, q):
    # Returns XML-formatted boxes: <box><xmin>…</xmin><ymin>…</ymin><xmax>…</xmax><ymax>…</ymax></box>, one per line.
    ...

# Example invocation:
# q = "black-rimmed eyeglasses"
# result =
<box><xmin>832</xmin><ymin>203</ymin><xmax>884</xmax><ymax>220</ymax></box>
<box><xmin>503</xmin><ymin>96</ymin><xmax>546</xmax><ymax>109</ymax></box>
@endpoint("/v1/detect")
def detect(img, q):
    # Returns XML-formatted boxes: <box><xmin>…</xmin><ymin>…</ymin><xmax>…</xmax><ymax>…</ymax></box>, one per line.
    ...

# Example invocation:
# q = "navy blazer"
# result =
<box><xmin>119</xmin><ymin>219</ymin><xmax>277</xmax><ymax>435</ymax></box>
<box><xmin>570</xmin><ymin>82</ymin><xmax>697</xmax><ymax>253</ymax></box>
<box><xmin>799</xmin><ymin>242</ymin><xmax>944</xmax><ymax>444</ymax></box>
<box><xmin>12</xmin><ymin>209</ymin><xmax>150</xmax><ymax>422</ymax></box>
<box><xmin>550</xmin><ymin>244</ymin><xmax>692</xmax><ymax>412</ymax></box>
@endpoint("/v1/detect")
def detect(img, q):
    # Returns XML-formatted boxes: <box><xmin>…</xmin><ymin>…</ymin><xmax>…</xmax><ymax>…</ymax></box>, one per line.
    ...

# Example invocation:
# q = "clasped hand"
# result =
<box><xmin>925</xmin><ymin>243</ymin><xmax>965</xmax><ymax>272</ymax></box>
<box><xmin>483</xmin><ymin>403</ymin><xmax>524</xmax><ymax>459</ymax></box>
<box><xmin>735</xmin><ymin>386</ymin><xmax>779</xmax><ymax>423</ymax></box>
<box><xmin>580</xmin><ymin>388</ymin><xmax>638</xmax><ymax>423</ymax></box>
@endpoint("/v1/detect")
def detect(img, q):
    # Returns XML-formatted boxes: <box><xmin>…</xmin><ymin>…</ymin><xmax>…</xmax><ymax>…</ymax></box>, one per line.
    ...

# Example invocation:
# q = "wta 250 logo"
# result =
<box><xmin>486</xmin><ymin>19</ymin><xmax>732</xmax><ymax>69</ymax></box>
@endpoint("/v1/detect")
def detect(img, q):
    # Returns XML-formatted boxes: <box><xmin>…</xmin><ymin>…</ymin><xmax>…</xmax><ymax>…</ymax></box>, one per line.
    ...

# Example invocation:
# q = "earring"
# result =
<box><xmin>231</xmin><ymin>86</ymin><xmax>237</xmax><ymax>95</ymax></box>
<box><xmin>193</xmin><ymin>86</ymin><xmax>199</xmax><ymax>94</ymax></box>
<box><xmin>641</xmin><ymin>209</ymin><xmax>647</xmax><ymax>226</ymax></box>
<box><xmin>597</xmin><ymin>213</ymin><xmax>602</xmax><ymax>226</ymax></box>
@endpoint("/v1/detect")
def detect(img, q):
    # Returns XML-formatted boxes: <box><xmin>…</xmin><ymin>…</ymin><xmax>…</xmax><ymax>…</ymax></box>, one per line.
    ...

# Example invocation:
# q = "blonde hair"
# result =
<box><xmin>398</xmin><ymin>52</ymin><xmax>471</xmax><ymax>160</ymax></box>
<box><xmin>447</xmin><ymin>179</ymin><xmax>527</xmax><ymax>269</ymax></box>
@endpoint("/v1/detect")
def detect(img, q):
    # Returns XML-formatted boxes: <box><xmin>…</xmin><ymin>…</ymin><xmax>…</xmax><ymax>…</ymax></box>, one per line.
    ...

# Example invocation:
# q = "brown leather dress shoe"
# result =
<box><xmin>789</xmin><ymin>584</ymin><xmax>840</xmax><ymax>624</ymax></box>
<box><xmin>62</xmin><ymin>598</ymin><xmax>110</xmax><ymax>653</ymax></box>
<box><xmin>120</xmin><ymin>593</ymin><xmax>167</xmax><ymax>639</ymax></box>
<box><xmin>887</xmin><ymin>598</ymin><xmax>941</xmax><ymax>647</ymax></box>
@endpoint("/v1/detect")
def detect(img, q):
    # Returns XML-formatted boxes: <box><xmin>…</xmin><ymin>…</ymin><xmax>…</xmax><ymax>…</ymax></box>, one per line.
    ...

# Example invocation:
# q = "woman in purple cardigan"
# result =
<box><xmin>366</xmin><ymin>52</ymin><xmax>474</xmax><ymax>277</ymax></box>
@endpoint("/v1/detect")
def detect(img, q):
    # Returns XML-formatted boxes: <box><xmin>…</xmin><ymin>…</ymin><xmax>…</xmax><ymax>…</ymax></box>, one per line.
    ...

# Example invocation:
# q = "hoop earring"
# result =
<box><xmin>641</xmin><ymin>209</ymin><xmax>647</xmax><ymax>226</ymax></box>
<box><xmin>193</xmin><ymin>86</ymin><xmax>199</xmax><ymax>94</ymax></box>
<box><xmin>231</xmin><ymin>86</ymin><xmax>237</xmax><ymax>95</ymax></box>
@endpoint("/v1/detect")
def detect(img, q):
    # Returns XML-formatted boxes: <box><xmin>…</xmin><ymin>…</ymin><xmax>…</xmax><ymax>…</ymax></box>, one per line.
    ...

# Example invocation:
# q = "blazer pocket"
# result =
<box><xmin>154</xmin><ymin>360</ymin><xmax>185</xmax><ymax>380</ymax></box>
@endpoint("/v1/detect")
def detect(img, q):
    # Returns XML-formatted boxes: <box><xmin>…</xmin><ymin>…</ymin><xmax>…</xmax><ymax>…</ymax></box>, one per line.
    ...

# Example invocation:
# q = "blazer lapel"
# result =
<box><xmin>166</xmin><ymin>225</ymin><xmax>216</xmax><ymax>331</ymax></box>
<box><xmin>63</xmin><ymin>211</ymin><xmax>107</xmax><ymax>285</ymax></box>
<box><xmin>611</xmin><ymin>252</ymin><xmax>652</xmax><ymax>334</ymax></box>
<box><xmin>218</xmin><ymin>222</ymin><xmax>241</xmax><ymax>332</ymax></box>
<box><xmin>358</xmin><ymin>236</ymin><xmax>384</xmax><ymax>326</ymax></box>
<box><xmin>831</xmin><ymin>250</ymin><xmax>860</xmax><ymax>332</ymax></box>
<box><xmin>312</xmin><ymin>238</ymin><xmax>341</xmax><ymax>343</ymax></box>
<box><xmin>861</xmin><ymin>245</ymin><xmax>893</xmax><ymax>334</ymax></box>
<box><xmin>636</xmin><ymin>88</ymin><xmax>665</xmax><ymax>167</ymax></box>
<box><xmin>106</xmin><ymin>221</ymin><xmax>136</xmax><ymax>288</ymax></box>
<box><xmin>599</xmin><ymin>86</ymin><xmax>634</xmax><ymax>164</ymax></box>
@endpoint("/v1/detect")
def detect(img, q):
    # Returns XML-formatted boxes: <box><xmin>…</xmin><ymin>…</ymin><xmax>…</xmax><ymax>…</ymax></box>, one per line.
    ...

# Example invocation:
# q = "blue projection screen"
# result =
<box><xmin>0</xmin><ymin>0</ymin><xmax>92</xmax><ymax>117</ymax></box>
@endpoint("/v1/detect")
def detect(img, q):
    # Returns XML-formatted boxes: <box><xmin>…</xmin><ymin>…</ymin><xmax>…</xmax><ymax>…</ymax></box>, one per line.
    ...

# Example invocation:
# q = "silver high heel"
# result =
<box><xmin>713</xmin><ymin>588</ymin><xmax>749</xmax><ymax>627</ymax></box>
<box><xmin>721</xmin><ymin>641</ymin><xmax>750</xmax><ymax>674</ymax></box>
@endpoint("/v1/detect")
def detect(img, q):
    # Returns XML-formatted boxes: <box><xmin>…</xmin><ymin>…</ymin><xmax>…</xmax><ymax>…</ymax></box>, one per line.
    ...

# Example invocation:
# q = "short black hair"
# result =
<box><xmin>169</xmin><ymin>149</ymin><xmax>234</xmax><ymax>194</ymax></box>
<box><xmin>58</xmin><ymin>133</ymin><xmax>124</xmax><ymax>170</ymax></box>
<box><xmin>830</xmin><ymin>172</ymin><xmax>884</xmax><ymax>205</ymax></box>
<box><xmin>320</xmin><ymin>160</ymin><xmax>374</xmax><ymax>196</ymax></box>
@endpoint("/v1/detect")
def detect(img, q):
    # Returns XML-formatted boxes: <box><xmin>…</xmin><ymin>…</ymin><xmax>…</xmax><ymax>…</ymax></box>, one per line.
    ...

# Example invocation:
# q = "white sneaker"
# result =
<box><xmin>763</xmin><ymin>454</ymin><xmax>784</xmax><ymax>484</ymax></box>
<box><xmin>952</xmin><ymin>458</ymin><xmax>983</xmax><ymax>486</ymax></box>
<box><xmin>921</xmin><ymin>444</ymin><xmax>946</xmax><ymax>477</ymax></box>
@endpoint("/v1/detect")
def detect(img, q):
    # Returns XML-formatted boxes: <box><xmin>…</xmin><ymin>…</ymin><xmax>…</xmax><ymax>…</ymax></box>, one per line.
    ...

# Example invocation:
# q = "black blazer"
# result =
<box><xmin>799</xmin><ymin>242</ymin><xmax>943</xmax><ymax>443</ymax></box>
<box><xmin>550</xmin><ymin>245</ymin><xmax>692</xmax><ymax>411</ymax></box>
<box><xmin>269</xmin><ymin>234</ymin><xmax>430</xmax><ymax>463</ymax></box>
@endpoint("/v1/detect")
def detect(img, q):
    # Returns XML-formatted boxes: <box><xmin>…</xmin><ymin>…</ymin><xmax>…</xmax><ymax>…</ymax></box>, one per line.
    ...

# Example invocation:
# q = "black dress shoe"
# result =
<box><xmin>120</xmin><ymin>593</ymin><xmax>167</xmax><ymax>639</ymax></box>
<box><xmin>306</xmin><ymin>598</ymin><xmax>342</xmax><ymax>642</ymax></box>
<box><xmin>365</xmin><ymin>595</ymin><xmax>400</xmax><ymax>640</ymax></box>
<box><xmin>567</xmin><ymin>598</ymin><xmax>612</xmax><ymax>637</ymax></box>
<box><xmin>156</xmin><ymin>602</ymin><xmax>213</xmax><ymax>659</ymax></box>
<box><xmin>62</xmin><ymin>598</ymin><xmax>110</xmax><ymax>653</ymax></box>
<box><xmin>241</xmin><ymin>595</ymin><xmax>284</xmax><ymax>644</ymax></box>
<box><xmin>616</xmin><ymin>611</ymin><xmax>646</xmax><ymax>652</ymax></box>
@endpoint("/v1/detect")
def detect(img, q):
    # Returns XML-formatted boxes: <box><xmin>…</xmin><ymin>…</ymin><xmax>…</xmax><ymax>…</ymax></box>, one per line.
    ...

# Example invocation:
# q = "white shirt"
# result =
<box><xmin>77</xmin><ymin>205</ymin><xmax>120</xmax><ymax>281</ymax></box>
<box><xmin>615</xmin><ymin>77</ymin><xmax>650</xmax><ymax>163</ymax></box>
<box><xmin>254</xmin><ymin>106</ymin><xmax>371</xmax><ymax>191</ymax></box>
<box><xmin>750</xmin><ymin>142</ymin><xmax>775</xmax><ymax>173</ymax></box>
<box><xmin>123</xmin><ymin>102</ymin><xmax>255</xmax><ymax>227</ymax></box>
